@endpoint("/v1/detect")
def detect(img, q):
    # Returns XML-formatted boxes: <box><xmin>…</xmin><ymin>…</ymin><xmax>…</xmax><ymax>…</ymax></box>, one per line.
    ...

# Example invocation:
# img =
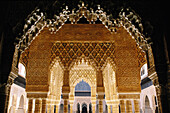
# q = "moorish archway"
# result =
<box><xmin>8</xmin><ymin>1</ymin><xmax>162</xmax><ymax>113</ymax></box>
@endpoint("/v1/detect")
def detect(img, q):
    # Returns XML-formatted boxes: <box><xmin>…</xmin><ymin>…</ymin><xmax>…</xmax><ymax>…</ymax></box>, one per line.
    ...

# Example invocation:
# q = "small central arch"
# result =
<box><xmin>82</xmin><ymin>103</ymin><xmax>87</xmax><ymax>113</ymax></box>
<box><xmin>74</xmin><ymin>80</ymin><xmax>92</xmax><ymax>113</ymax></box>
<box><xmin>145</xmin><ymin>96</ymin><xmax>152</xmax><ymax>113</ymax></box>
<box><xmin>69</xmin><ymin>57</ymin><xmax>97</xmax><ymax>88</ymax></box>
<box><xmin>103</xmin><ymin>60</ymin><xmax>118</xmax><ymax>111</ymax></box>
<box><xmin>69</xmin><ymin>57</ymin><xmax>97</xmax><ymax>113</ymax></box>
<box><xmin>50</xmin><ymin>59</ymin><xmax>64</xmax><ymax>101</ymax></box>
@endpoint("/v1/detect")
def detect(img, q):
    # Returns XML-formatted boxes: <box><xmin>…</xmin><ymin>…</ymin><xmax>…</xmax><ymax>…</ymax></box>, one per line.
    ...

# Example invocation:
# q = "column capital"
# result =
<box><xmin>97</xmin><ymin>87</ymin><xmax>105</xmax><ymax>94</ymax></box>
<box><xmin>97</xmin><ymin>93</ymin><xmax>105</xmax><ymax>100</ymax></box>
<box><xmin>111</xmin><ymin>100</ymin><xmax>119</xmax><ymax>105</ymax></box>
<box><xmin>27</xmin><ymin>92</ymin><xmax>48</xmax><ymax>98</ymax></box>
<box><xmin>96</xmin><ymin>70</ymin><xmax>104</xmax><ymax>91</ymax></box>
<box><xmin>62</xmin><ymin>86</ymin><xmax>70</xmax><ymax>94</ymax></box>
<box><xmin>63</xmin><ymin>69</ymin><xmax>69</xmax><ymax>84</ymax></box>
<box><xmin>106</xmin><ymin>100</ymin><xmax>112</xmax><ymax>105</ymax></box>
<box><xmin>62</xmin><ymin>93</ymin><xmax>69</xmax><ymax>100</ymax></box>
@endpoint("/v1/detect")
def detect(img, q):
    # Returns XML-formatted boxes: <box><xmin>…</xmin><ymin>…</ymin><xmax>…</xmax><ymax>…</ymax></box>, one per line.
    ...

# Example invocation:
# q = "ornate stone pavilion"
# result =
<box><xmin>2</xmin><ymin>1</ymin><xmax>167</xmax><ymax>113</ymax></box>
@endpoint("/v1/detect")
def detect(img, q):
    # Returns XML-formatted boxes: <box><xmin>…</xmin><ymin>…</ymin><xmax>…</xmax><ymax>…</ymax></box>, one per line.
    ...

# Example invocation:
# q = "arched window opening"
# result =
<box><xmin>19</xmin><ymin>95</ymin><xmax>24</xmax><ymax>108</ymax></box>
<box><xmin>12</xmin><ymin>95</ymin><xmax>17</xmax><ymax>106</ymax></box>
<box><xmin>145</xmin><ymin>96</ymin><xmax>152</xmax><ymax>113</ymax></box>
<box><xmin>18</xmin><ymin>63</ymin><xmax>26</xmax><ymax>78</ymax></box>
<box><xmin>140</xmin><ymin>64</ymin><xmax>148</xmax><ymax>80</ymax></box>
<box><xmin>16</xmin><ymin>95</ymin><xmax>25</xmax><ymax>113</ymax></box>
<box><xmin>82</xmin><ymin>103</ymin><xmax>87</xmax><ymax>113</ymax></box>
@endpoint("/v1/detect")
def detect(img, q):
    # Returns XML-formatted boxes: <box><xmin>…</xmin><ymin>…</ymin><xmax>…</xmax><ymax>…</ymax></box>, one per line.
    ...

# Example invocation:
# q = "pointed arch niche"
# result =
<box><xmin>69</xmin><ymin>57</ymin><xmax>97</xmax><ymax>103</ymax></box>
<box><xmin>103</xmin><ymin>61</ymin><xmax>119</xmax><ymax>113</ymax></box>
<box><xmin>49</xmin><ymin>58</ymin><xmax>64</xmax><ymax>106</ymax></box>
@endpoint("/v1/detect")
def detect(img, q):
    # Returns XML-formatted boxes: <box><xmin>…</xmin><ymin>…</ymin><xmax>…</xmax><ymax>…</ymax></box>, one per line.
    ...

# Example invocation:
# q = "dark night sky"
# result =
<box><xmin>0</xmin><ymin>0</ymin><xmax>169</xmax><ymax>84</ymax></box>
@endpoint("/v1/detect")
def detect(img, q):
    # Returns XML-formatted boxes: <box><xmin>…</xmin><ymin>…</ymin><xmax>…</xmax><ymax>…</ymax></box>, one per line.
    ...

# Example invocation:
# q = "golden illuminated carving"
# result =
<box><xmin>70</xmin><ymin>58</ymin><xmax>96</xmax><ymax>87</ymax></box>
<box><xmin>19</xmin><ymin>48</ymin><xmax>29</xmax><ymax>67</ymax></box>
<box><xmin>7</xmin><ymin>1</ymin><xmax>161</xmax><ymax>113</ymax></box>
<box><xmin>50</xmin><ymin>42</ymin><xmax>115</xmax><ymax>69</ymax></box>
<box><xmin>103</xmin><ymin>63</ymin><xmax>117</xmax><ymax>101</ymax></box>
<box><xmin>50</xmin><ymin>60</ymin><xmax>63</xmax><ymax>101</ymax></box>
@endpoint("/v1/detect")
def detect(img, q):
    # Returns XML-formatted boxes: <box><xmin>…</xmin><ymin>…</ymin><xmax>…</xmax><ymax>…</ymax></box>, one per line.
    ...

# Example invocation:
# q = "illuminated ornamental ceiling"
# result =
<box><xmin>1</xmin><ymin>1</ymin><xmax>168</xmax><ymax>113</ymax></box>
<box><xmin>14</xmin><ymin>1</ymin><xmax>151</xmax><ymax>52</ymax></box>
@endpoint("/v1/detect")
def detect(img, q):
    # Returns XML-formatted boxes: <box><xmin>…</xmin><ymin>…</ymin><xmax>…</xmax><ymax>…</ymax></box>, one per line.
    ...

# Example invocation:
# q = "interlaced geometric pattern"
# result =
<box><xmin>51</xmin><ymin>42</ymin><xmax>115</xmax><ymax>68</ymax></box>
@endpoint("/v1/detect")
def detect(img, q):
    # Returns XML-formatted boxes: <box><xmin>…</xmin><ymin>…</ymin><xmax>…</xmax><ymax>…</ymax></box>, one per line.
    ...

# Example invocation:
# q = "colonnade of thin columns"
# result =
<box><xmin>27</xmin><ymin>97</ymin><xmax>140</xmax><ymax>113</ymax></box>
<box><xmin>120</xmin><ymin>99</ymin><xmax>140</xmax><ymax>113</ymax></box>
<box><xmin>107</xmin><ymin>100</ymin><xmax>119</xmax><ymax>113</ymax></box>
<box><xmin>91</xmin><ymin>86</ymin><xmax>96</xmax><ymax>113</ymax></box>
<box><xmin>27</xmin><ymin>68</ymin><xmax>140</xmax><ymax>113</ymax></box>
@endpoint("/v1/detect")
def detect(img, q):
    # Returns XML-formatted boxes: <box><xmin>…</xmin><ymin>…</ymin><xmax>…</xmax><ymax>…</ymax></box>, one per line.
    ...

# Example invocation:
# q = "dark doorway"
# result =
<box><xmin>82</xmin><ymin>103</ymin><xmax>87</xmax><ymax>113</ymax></box>
<box><xmin>89</xmin><ymin>103</ymin><xmax>92</xmax><ymax>113</ymax></box>
<box><xmin>77</xmin><ymin>103</ymin><xmax>80</xmax><ymax>113</ymax></box>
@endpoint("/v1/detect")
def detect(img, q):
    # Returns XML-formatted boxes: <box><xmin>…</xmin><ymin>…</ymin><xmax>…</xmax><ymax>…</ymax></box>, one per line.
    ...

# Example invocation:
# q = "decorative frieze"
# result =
<box><xmin>118</xmin><ymin>94</ymin><xmax>140</xmax><ymax>99</ymax></box>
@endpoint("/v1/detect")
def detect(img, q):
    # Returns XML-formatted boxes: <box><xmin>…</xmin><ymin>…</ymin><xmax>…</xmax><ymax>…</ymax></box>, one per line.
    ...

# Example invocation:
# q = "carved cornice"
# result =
<box><xmin>27</xmin><ymin>92</ymin><xmax>48</xmax><ymax>98</ymax></box>
<box><xmin>148</xmin><ymin>66</ymin><xmax>157</xmax><ymax>80</ymax></box>
<box><xmin>118</xmin><ymin>93</ymin><xmax>140</xmax><ymax>100</ymax></box>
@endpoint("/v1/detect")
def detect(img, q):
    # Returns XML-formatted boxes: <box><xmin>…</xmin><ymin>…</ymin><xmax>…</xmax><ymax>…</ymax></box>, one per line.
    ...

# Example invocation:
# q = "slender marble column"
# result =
<box><xmin>55</xmin><ymin>104</ymin><xmax>59</xmax><ymax>113</ymax></box>
<box><xmin>134</xmin><ymin>100</ymin><xmax>140</xmax><ymax>113</ymax></box>
<box><xmin>27</xmin><ymin>99</ymin><xmax>33</xmax><ymax>113</ymax></box>
<box><xmin>107</xmin><ymin>105</ymin><xmax>111</xmax><ymax>113</ymax></box>
<box><xmin>112</xmin><ymin>101</ymin><xmax>119</xmax><ymax>113</ymax></box>
<box><xmin>120</xmin><ymin>100</ymin><xmax>125</xmax><ymax>113</ymax></box>
<box><xmin>126</xmin><ymin>100</ymin><xmax>132</xmax><ymax>113</ymax></box>
<box><xmin>47</xmin><ymin>104</ymin><xmax>51</xmax><ymax>113</ymax></box>
<box><xmin>34</xmin><ymin>99</ymin><xmax>42</xmax><ymax>113</ymax></box>
<box><xmin>87</xmin><ymin>104</ymin><xmax>89</xmax><ymax>113</ymax></box>
<box><xmin>98</xmin><ymin>94</ymin><xmax>104</xmax><ymax>113</ymax></box>
<box><xmin>42</xmin><ymin>99</ymin><xmax>47</xmax><ymax>113</ymax></box>
<box><xmin>64</xmin><ymin>99</ymin><xmax>68</xmax><ymax>113</ymax></box>
<box><xmin>92</xmin><ymin>102</ymin><xmax>96</xmax><ymax>113</ymax></box>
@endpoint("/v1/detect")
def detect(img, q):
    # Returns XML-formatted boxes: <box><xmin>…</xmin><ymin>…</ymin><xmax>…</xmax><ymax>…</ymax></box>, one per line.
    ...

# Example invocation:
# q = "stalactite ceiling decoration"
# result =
<box><xmin>15</xmin><ymin>1</ymin><xmax>151</xmax><ymax>53</ymax></box>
